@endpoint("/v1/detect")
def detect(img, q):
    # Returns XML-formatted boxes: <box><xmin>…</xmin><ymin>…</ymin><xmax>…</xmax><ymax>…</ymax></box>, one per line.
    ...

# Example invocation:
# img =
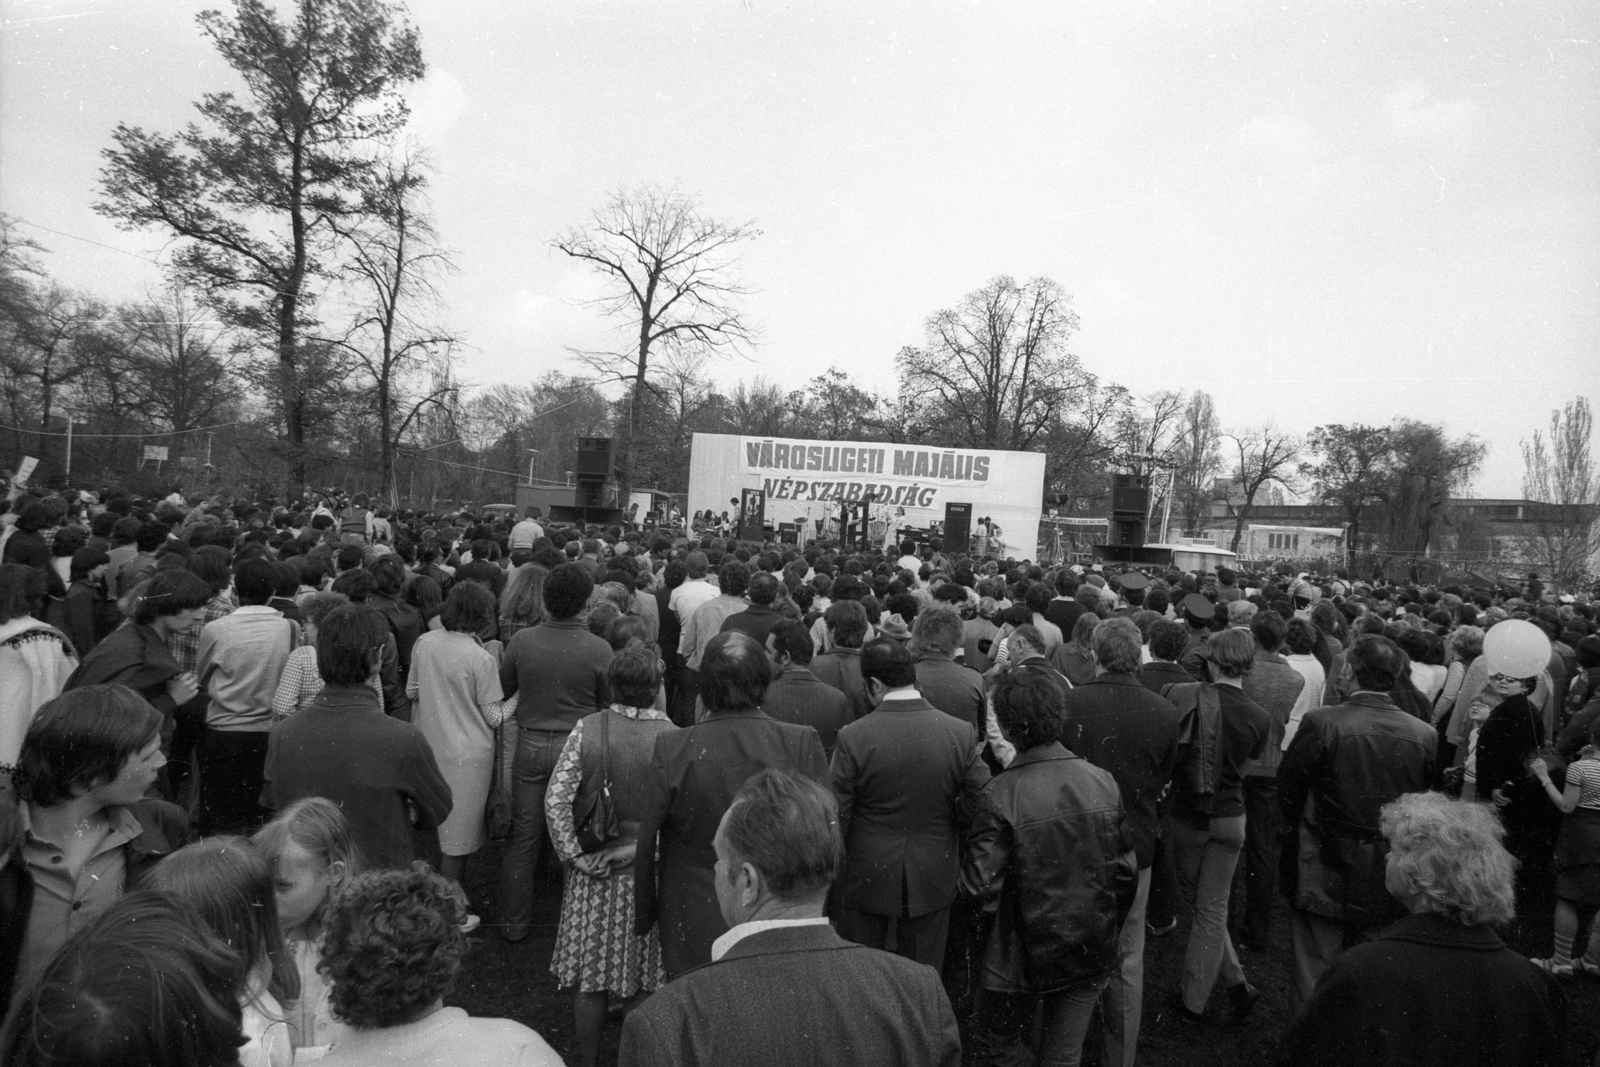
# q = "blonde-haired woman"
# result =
<box><xmin>1280</xmin><ymin>792</ymin><xmax>1565</xmax><ymax>1067</ymax></box>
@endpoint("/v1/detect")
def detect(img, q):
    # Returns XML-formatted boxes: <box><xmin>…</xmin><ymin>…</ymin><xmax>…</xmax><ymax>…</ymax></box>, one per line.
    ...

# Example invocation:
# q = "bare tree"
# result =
<box><xmin>322</xmin><ymin>150</ymin><xmax>459</xmax><ymax>505</ymax></box>
<box><xmin>1222</xmin><ymin>425</ymin><xmax>1303</xmax><ymax>554</ymax></box>
<box><xmin>1109</xmin><ymin>389</ymin><xmax>1186</xmax><ymax>475</ymax></box>
<box><xmin>635</xmin><ymin>353</ymin><xmax>718</xmax><ymax>495</ymax></box>
<box><xmin>554</xmin><ymin>185</ymin><xmax>759</xmax><ymax>502</ymax></box>
<box><xmin>1107</xmin><ymin>388</ymin><xmax>1186</xmax><ymax>538</ymax></box>
<box><xmin>0</xmin><ymin>281</ymin><xmax>105</xmax><ymax>469</ymax></box>
<box><xmin>1041</xmin><ymin>384</ymin><xmax>1123</xmax><ymax>516</ymax></box>
<box><xmin>895</xmin><ymin>276</ymin><xmax>1092</xmax><ymax>452</ymax></box>
<box><xmin>92</xmin><ymin>286</ymin><xmax>241</xmax><ymax>468</ymax></box>
<box><xmin>1518</xmin><ymin>397</ymin><xmax>1600</xmax><ymax>593</ymax></box>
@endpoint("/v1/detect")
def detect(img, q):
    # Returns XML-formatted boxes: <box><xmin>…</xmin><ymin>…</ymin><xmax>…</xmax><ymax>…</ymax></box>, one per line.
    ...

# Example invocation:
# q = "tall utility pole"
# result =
<box><xmin>63</xmin><ymin>412</ymin><xmax>75</xmax><ymax>481</ymax></box>
<box><xmin>1160</xmin><ymin>467</ymin><xmax>1176</xmax><ymax>543</ymax></box>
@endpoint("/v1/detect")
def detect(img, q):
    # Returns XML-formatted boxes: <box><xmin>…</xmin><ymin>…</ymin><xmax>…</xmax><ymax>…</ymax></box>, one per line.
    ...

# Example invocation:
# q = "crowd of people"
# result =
<box><xmin>0</xmin><ymin>478</ymin><xmax>1597</xmax><ymax>1066</ymax></box>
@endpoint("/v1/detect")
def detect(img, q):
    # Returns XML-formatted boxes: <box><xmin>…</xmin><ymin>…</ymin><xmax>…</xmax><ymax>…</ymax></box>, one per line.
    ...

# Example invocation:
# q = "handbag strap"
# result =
<box><xmin>599</xmin><ymin>709</ymin><xmax>612</xmax><ymax>789</ymax></box>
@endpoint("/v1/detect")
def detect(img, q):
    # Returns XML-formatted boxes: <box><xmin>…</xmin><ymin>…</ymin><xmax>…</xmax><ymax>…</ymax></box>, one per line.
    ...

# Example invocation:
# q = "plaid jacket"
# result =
<box><xmin>166</xmin><ymin>593</ymin><xmax>235</xmax><ymax>673</ymax></box>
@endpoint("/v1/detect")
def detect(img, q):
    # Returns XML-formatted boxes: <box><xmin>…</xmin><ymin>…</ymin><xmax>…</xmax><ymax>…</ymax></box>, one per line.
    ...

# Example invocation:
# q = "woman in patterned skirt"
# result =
<box><xmin>545</xmin><ymin>639</ymin><xmax>677</xmax><ymax>1067</ymax></box>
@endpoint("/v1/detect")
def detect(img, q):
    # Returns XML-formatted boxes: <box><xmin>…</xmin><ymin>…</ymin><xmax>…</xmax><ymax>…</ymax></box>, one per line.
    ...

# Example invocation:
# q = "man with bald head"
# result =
<box><xmin>621</xmin><ymin>770</ymin><xmax>961</xmax><ymax>1067</ymax></box>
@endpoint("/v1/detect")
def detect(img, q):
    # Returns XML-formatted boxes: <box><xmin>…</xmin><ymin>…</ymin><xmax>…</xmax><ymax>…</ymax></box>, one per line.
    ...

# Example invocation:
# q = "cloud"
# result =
<box><xmin>406</xmin><ymin>69</ymin><xmax>468</xmax><ymax>140</ymax></box>
<box><xmin>1382</xmin><ymin>79</ymin><xmax>1478</xmax><ymax>140</ymax></box>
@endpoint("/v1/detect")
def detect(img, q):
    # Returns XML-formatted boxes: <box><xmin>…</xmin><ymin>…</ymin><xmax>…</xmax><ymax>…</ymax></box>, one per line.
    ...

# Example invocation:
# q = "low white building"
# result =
<box><xmin>1201</xmin><ymin>523</ymin><xmax>1348</xmax><ymax>562</ymax></box>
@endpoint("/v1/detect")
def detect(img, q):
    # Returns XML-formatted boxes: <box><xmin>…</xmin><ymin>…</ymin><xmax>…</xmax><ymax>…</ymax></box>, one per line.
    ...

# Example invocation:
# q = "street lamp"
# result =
<box><xmin>526</xmin><ymin>449</ymin><xmax>541</xmax><ymax>486</ymax></box>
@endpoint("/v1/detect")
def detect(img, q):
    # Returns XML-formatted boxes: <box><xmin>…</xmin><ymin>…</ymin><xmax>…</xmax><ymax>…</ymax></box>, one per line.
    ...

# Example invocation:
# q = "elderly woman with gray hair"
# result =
<box><xmin>1277</xmin><ymin>792</ymin><xmax>1566</xmax><ymax>1067</ymax></box>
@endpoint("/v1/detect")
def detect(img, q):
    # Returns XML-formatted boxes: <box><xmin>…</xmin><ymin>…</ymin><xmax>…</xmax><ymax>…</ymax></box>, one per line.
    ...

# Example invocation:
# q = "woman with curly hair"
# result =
<box><xmin>316</xmin><ymin>863</ymin><xmax>563</xmax><ymax>1067</ymax></box>
<box><xmin>1278</xmin><ymin>792</ymin><xmax>1566</xmax><ymax>1067</ymax></box>
<box><xmin>544</xmin><ymin>642</ymin><xmax>678</xmax><ymax>1067</ymax></box>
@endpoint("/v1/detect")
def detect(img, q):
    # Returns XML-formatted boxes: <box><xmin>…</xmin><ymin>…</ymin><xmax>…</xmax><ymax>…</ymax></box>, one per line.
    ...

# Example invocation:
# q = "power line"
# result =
<box><xmin>397</xmin><ymin>451</ymin><xmax>527</xmax><ymax>479</ymax></box>
<box><xmin>0</xmin><ymin>419</ymin><xmax>242</xmax><ymax>439</ymax></box>
<box><xmin>13</xmin><ymin>220</ymin><xmax>166</xmax><ymax>266</ymax></box>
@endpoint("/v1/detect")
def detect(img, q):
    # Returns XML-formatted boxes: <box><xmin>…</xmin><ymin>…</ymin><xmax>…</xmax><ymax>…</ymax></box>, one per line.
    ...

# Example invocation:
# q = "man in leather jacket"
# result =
<box><xmin>962</xmin><ymin>662</ymin><xmax>1136</xmax><ymax>1066</ymax></box>
<box><xmin>1278</xmin><ymin>634</ymin><xmax>1438</xmax><ymax>1015</ymax></box>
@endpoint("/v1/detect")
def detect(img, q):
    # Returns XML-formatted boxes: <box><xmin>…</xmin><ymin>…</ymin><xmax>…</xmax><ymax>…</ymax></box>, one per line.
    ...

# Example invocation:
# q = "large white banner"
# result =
<box><xmin>687</xmin><ymin>433</ymin><xmax>1046</xmax><ymax>558</ymax></box>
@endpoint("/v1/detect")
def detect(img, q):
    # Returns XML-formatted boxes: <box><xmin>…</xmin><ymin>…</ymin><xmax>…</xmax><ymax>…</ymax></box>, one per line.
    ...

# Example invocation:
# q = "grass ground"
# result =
<box><xmin>432</xmin><ymin>831</ymin><xmax>1600</xmax><ymax>1066</ymax></box>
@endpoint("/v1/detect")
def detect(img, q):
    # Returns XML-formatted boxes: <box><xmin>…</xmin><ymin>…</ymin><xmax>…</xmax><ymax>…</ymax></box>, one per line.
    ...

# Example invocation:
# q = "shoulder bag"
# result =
<box><xmin>573</xmin><ymin>712</ymin><xmax>620</xmax><ymax>854</ymax></box>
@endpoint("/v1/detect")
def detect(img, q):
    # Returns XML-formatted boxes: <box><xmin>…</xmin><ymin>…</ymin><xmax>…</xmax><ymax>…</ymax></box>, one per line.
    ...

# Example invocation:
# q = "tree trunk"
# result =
<box><xmin>283</xmin><ymin>128</ymin><xmax>308</xmax><ymax>492</ymax></box>
<box><xmin>278</xmin><ymin>297</ymin><xmax>304</xmax><ymax>490</ymax></box>
<box><xmin>36</xmin><ymin>374</ymin><xmax>54</xmax><ymax>471</ymax></box>
<box><xmin>621</xmin><ymin>326</ymin><xmax>649</xmax><ymax>508</ymax></box>
<box><xmin>1230</xmin><ymin>488</ymin><xmax>1259</xmax><ymax>555</ymax></box>
<box><xmin>379</xmin><ymin>372</ymin><xmax>395</xmax><ymax>507</ymax></box>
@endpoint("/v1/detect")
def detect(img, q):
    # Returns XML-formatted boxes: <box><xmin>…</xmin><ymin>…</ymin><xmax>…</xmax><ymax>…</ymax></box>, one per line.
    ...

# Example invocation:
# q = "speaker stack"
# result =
<box><xmin>575</xmin><ymin>438</ymin><xmax>612</xmax><ymax>508</ymax></box>
<box><xmin>1108</xmin><ymin>473</ymin><xmax>1149</xmax><ymax>548</ymax></box>
<box><xmin>943</xmin><ymin>502</ymin><xmax>972</xmax><ymax>554</ymax></box>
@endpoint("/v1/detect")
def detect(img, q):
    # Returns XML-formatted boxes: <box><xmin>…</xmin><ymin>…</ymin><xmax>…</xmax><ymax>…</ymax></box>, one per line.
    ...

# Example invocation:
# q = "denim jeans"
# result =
<box><xmin>498</xmin><ymin>727</ymin><xmax>569</xmax><ymax>939</ymax></box>
<box><xmin>1170</xmin><ymin>813</ymin><xmax>1247</xmax><ymax>1013</ymax></box>
<box><xmin>970</xmin><ymin>978</ymin><xmax>1109</xmax><ymax>1067</ymax></box>
<box><xmin>1100</xmin><ymin>866</ymin><xmax>1151</xmax><ymax>1067</ymax></box>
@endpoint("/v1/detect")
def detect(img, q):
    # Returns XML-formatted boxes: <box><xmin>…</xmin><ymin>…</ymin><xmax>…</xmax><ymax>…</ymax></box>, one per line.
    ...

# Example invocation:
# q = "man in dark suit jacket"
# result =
<box><xmin>1060</xmin><ymin>617</ymin><xmax>1180</xmax><ymax>1067</ymax></box>
<box><xmin>911</xmin><ymin>604</ymin><xmax>985</xmax><ymax>730</ymax></box>
<box><xmin>635</xmin><ymin>631</ymin><xmax>830</xmax><ymax>978</ymax></box>
<box><xmin>813</xmin><ymin>600</ymin><xmax>872</xmax><ymax>720</ymax></box>
<box><xmin>719</xmin><ymin>572</ymin><xmax>785</xmax><ymax>647</ymax></box>
<box><xmin>620</xmin><ymin>769</ymin><xmax>961</xmax><ymax>1067</ymax></box>
<box><xmin>763</xmin><ymin>619</ymin><xmax>852</xmax><ymax>759</ymax></box>
<box><xmin>830</xmin><ymin>638</ymin><xmax>990</xmax><ymax>970</ymax></box>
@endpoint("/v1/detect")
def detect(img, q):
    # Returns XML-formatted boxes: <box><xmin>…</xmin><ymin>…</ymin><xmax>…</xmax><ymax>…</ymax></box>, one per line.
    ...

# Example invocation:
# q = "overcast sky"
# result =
<box><xmin>3</xmin><ymin>0</ymin><xmax>1596</xmax><ymax>498</ymax></box>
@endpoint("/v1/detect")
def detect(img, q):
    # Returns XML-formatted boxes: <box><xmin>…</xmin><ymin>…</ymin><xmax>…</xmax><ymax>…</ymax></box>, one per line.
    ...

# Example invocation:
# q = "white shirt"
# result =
<box><xmin>669</xmin><ymin>577</ymin><xmax>718</xmax><ymax>627</ymax></box>
<box><xmin>879</xmin><ymin>686</ymin><xmax>922</xmax><ymax>703</ymax></box>
<box><xmin>509</xmin><ymin>519</ymin><xmax>544</xmax><ymax>549</ymax></box>
<box><xmin>710</xmin><ymin>917</ymin><xmax>831</xmax><ymax>962</ymax></box>
<box><xmin>1282</xmin><ymin>653</ymin><xmax>1327</xmax><ymax>751</ymax></box>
